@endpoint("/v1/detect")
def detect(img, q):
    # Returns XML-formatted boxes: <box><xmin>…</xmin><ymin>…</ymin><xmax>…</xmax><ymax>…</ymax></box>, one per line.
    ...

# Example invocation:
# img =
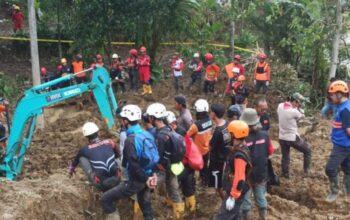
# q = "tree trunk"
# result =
<box><xmin>28</xmin><ymin>0</ymin><xmax>44</xmax><ymax>128</ymax></box>
<box><xmin>230</xmin><ymin>21</ymin><xmax>235</xmax><ymax>55</ymax></box>
<box><xmin>328</xmin><ymin>0</ymin><xmax>342</xmax><ymax>79</ymax></box>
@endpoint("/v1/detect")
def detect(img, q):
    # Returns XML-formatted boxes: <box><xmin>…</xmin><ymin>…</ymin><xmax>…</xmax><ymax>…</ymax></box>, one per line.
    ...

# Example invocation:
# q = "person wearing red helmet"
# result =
<box><xmin>137</xmin><ymin>46</ymin><xmax>152</xmax><ymax>95</ymax></box>
<box><xmin>125</xmin><ymin>49</ymin><xmax>139</xmax><ymax>92</ymax></box>
<box><xmin>204</xmin><ymin>53</ymin><xmax>221</xmax><ymax>95</ymax></box>
<box><xmin>224</xmin><ymin>54</ymin><xmax>245</xmax><ymax>95</ymax></box>
<box><xmin>170</xmin><ymin>52</ymin><xmax>185</xmax><ymax>93</ymax></box>
<box><xmin>254</xmin><ymin>53</ymin><xmax>271</xmax><ymax>94</ymax></box>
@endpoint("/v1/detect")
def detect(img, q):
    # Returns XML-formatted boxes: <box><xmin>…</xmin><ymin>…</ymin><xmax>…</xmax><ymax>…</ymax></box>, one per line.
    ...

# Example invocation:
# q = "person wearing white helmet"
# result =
<box><xmin>166</xmin><ymin>111</ymin><xmax>186</xmax><ymax>136</ymax></box>
<box><xmin>187</xmin><ymin>99</ymin><xmax>213</xmax><ymax>185</ymax></box>
<box><xmin>69</xmin><ymin>122</ymin><xmax>120</xmax><ymax>192</ymax></box>
<box><xmin>146</xmin><ymin>103</ymin><xmax>185</xmax><ymax>219</ymax></box>
<box><xmin>170</xmin><ymin>52</ymin><xmax>185</xmax><ymax>93</ymax></box>
<box><xmin>188</xmin><ymin>52</ymin><xmax>203</xmax><ymax>91</ymax></box>
<box><xmin>110</xmin><ymin>53</ymin><xmax>125</xmax><ymax>94</ymax></box>
<box><xmin>101</xmin><ymin>104</ymin><xmax>158</xmax><ymax>220</ymax></box>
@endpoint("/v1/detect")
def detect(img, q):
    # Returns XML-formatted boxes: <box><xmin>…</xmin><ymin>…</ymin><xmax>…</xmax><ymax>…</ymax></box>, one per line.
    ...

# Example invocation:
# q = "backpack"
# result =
<box><xmin>134</xmin><ymin>131</ymin><xmax>160</xmax><ymax>175</ymax></box>
<box><xmin>160</xmin><ymin>130</ymin><xmax>186</xmax><ymax>163</ymax></box>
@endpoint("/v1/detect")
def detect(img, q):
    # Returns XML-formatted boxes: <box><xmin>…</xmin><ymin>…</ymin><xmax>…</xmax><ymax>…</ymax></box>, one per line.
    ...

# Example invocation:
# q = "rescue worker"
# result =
<box><xmin>72</xmin><ymin>54</ymin><xmax>86</xmax><ymax>83</ymax></box>
<box><xmin>69</xmin><ymin>122</ymin><xmax>120</xmax><ymax>191</ymax></box>
<box><xmin>277</xmin><ymin>93</ymin><xmax>312</xmax><ymax>178</ymax></box>
<box><xmin>146</xmin><ymin>103</ymin><xmax>185</xmax><ymax>219</ymax></box>
<box><xmin>165</xmin><ymin>111</ymin><xmax>196</xmax><ymax>214</ymax></box>
<box><xmin>321</xmin><ymin>77</ymin><xmax>338</xmax><ymax>119</ymax></box>
<box><xmin>57</xmin><ymin>58</ymin><xmax>72</xmax><ymax>87</ymax></box>
<box><xmin>101</xmin><ymin>105</ymin><xmax>157</xmax><ymax>220</ymax></box>
<box><xmin>171</xmin><ymin>52</ymin><xmax>185</xmax><ymax>93</ymax></box>
<box><xmin>125</xmin><ymin>48</ymin><xmax>139</xmax><ymax>92</ymax></box>
<box><xmin>209</xmin><ymin>103</ymin><xmax>231</xmax><ymax>200</ymax></box>
<box><xmin>204</xmin><ymin>53</ymin><xmax>220</xmax><ymax>95</ymax></box>
<box><xmin>325</xmin><ymin>80</ymin><xmax>350</xmax><ymax>202</ymax></box>
<box><xmin>0</xmin><ymin>123</ymin><xmax>7</xmax><ymax>162</ymax></box>
<box><xmin>240</xmin><ymin>108</ymin><xmax>274</xmax><ymax>220</ymax></box>
<box><xmin>137</xmin><ymin>46</ymin><xmax>152</xmax><ymax>95</ymax></box>
<box><xmin>188</xmin><ymin>53</ymin><xmax>203</xmax><ymax>91</ymax></box>
<box><xmin>225</xmin><ymin>55</ymin><xmax>245</xmax><ymax>95</ymax></box>
<box><xmin>227</xmin><ymin>105</ymin><xmax>241</xmax><ymax>122</ymax></box>
<box><xmin>214</xmin><ymin>120</ymin><xmax>252</xmax><ymax>220</ymax></box>
<box><xmin>187</xmin><ymin>99</ymin><xmax>213</xmax><ymax>185</ymax></box>
<box><xmin>40</xmin><ymin>67</ymin><xmax>56</xmax><ymax>84</ymax></box>
<box><xmin>174</xmin><ymin>95</ymin><xmax>193</xmax><ymax>131</ymax></box>
<box><xmin>11</xmin><ymin>5</ymin><xmax>24</xmax><ymax>33</ymax></box>
<box><xmin>110</xmin><ymin>53</ymin><xmax>125</xmax><ymax>94</ymax></box>
<box><xmin>254</xmin><ymin>97</ymin><xmax>270</xmax><ymax>131</ymax></box>
<box><xmin>231</xmin><ymin>75</ymin><xmax>249</xmax><ymax>106</ymax></box>
<box><xmin>254</xmin><ymin>53</ymin><xmax>270</xmax><ymax>94</ymax></box>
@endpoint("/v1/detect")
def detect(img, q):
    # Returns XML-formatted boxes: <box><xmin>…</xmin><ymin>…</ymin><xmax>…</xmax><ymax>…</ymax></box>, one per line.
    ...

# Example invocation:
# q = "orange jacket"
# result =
<box><xmin>225</xmin><ymin>63</ymin><xmax>245</xmax><ymax>79</ymax></box>
<box><xmin>230</xmin><ymin>158</ymin><xmax>247</xmax><ymax>199</ymax></box>
<box><xmin>205</xmin><ymin>63</ymin><xmax>220</xmax><ymax>81</ymax></box>
<box><xmin>72</xmin><ymin>61</ymin><xmax>84</xmax><ymax>77</ymax></box>
<box><xmin>254</xmin><ymin>62</ymin><xmax>270</xmax><ymax>81</ymax></box>
<box><xmin>187</xmin><ymin>123</ymin><xmax>212</xmax><ymax>155</ymax></box>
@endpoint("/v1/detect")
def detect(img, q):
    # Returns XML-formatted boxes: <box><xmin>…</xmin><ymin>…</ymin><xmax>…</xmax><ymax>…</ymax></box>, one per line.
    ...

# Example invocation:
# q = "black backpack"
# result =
<box><xmin>160</xmin><ymin>130</ymin><xmax>186</xmax><ymax>163</ymax></box>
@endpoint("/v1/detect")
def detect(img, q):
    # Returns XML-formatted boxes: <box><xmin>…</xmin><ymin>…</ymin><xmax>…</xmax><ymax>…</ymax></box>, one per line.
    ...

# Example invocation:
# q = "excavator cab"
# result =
<box><xmin>0</xmin><ymin>66</ymin><xmax>118</xmax><ymax>180</ymax></box>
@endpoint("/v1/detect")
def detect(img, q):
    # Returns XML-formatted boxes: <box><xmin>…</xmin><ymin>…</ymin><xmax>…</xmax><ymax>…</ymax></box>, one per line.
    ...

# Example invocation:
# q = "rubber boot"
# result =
<box><xmin>147</xmin><ymin>85</ymin><xmax>153</xmax><ymax>94</ymax></box>
<box><xmin>326</xmin><ymin>176</ymin><xmax>339</xmax><ymax>202</ymax></box>
<box><xmin>172</xmin><ymin>202</ymin><xmax>185</xmax><ymax>219</ymax></box>
<box><xmin>343</xmin><ymin>174</ymin><xmax>350</xmax><ymax>195</ymax></box>
<box><xmin>105</xmin><ymin>211</ymin><xmax>120</xmax><ymax>220</ymax></box>
<box><xmin>141</xmin><ymin>85</ymin><xmax>147</xmax><ymax>95</ymax></box>
<box><xmin>185</xmin><ymin>195</ymin><xmax>196</xmax><ymax>213</ymax></box>
<box><xmin>133</xmin><ymin>201</ymin><xmax>143</xmax><ymax>220</ymax></box>
<box><xmin>258</xmin><ymin>208</ymin><xmax>267</xmax><ymax>220</ymax></box>
<box><xmin>163</xmin><ymin>196</ymin><xmax>172</xmax><ymax>208</ymax></box>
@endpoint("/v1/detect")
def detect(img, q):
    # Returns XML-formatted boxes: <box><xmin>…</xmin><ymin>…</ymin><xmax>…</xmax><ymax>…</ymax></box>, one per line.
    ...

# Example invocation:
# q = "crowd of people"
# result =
<box><xmin>67</xmin><ymin>76</ymin><xmax>350</xmax><ymax>220</ymax></box>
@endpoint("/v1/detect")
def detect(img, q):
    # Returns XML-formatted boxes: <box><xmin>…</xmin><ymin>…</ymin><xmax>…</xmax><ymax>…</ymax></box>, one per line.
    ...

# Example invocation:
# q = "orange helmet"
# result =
<box><xmin>140</xmin><ymin>46</ymin><xmax>146</xmax><ymax>52</ymax></box>
<box><xmin>227</xmin><ymin>120</ymin><xmax>249</xmax><ymax>139</ymax></box>
<box><xmin>328</xmin><ymin>80</ymin><xmax>349</xmax><ymax>94</ymax></box>
<box><xmin>204</xmin><ymin>53</ymin><xmax>214</xmax><ymax>61</ymax></box>
<box><xmin>130</xmin><ymin>48</ymin><xmax>138</xmax><ymax>56</ymax></box>
<box><xmin>237</xmin><ymin>75</ymin><xmax>246</xmax><ymax>82</ymax></box>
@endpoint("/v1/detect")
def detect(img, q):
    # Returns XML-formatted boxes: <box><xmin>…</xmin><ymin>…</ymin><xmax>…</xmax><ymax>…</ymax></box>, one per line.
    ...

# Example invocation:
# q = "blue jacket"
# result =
<box><xmin>332</xmin><ymin>100</ymin><xmax>350</xmax><ymax>147</ymax></box>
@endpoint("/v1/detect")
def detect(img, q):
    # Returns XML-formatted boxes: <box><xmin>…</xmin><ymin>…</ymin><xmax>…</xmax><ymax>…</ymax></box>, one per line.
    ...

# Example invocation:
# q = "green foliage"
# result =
<box><xmin>0</xmin><ymin>72</ymin><xmax>23</xmax><ymax>101</ymax></box>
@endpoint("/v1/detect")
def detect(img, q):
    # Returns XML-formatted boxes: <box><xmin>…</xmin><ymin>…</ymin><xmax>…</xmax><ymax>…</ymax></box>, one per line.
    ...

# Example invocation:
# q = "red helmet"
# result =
<box><xmin>40</xmin><ymin>67</ymin><xmax>47</xmax><ymax>75</ymax></box>
<box><xmin>234</xmin><ymin>55</ymin><xmax>241</xmax><ymax>60</ymax></box>
<box><xmin>140</xmin><ymin>46</ymin><xmax>146</xmax><ymax>52</ymax></box>
<box><xmin>258</xmin><ymin>53</ymin><xmax>267</xmax><ymax>59</ymax></box>
<box><xmin>130</xmin><ymin>48</ymin><xmax>138</xmax><ymax>56</ymax></box>
<box><xmin>96</xmin><ymin>54</ymin><xmax>102</xmax><ymax>59</ymax></box>
<box><xmin>204</xmin><ymin>53</ymin><xmax>214</xmax><ymax>61</ymax></box>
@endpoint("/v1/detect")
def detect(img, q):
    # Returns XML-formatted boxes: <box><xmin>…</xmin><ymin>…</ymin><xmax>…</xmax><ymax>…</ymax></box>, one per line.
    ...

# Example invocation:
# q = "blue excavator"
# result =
<box><xmin>0</xmin><ymin>66</ymin><xmax>118</xmax><ymax>180</ymax></box>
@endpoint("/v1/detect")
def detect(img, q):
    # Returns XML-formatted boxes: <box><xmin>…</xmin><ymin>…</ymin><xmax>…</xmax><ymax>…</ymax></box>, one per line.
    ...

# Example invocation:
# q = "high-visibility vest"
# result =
<box><xmin>254</xmin><ymin>62</ymin><xmax>269</xmax><ymax>81</ymax></box>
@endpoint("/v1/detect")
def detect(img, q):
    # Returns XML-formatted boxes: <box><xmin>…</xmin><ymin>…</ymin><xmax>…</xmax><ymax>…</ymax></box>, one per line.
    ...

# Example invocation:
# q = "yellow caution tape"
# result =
<box><xmin>0</xmin><ymin>36</ymin><xmax>257</xmax><ymax>53</ymax></box>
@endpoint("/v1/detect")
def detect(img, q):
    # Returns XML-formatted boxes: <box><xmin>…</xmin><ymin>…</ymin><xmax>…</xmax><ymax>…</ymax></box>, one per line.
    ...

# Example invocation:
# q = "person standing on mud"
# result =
<box><xmin>174</xmin><ymin>95</ymin><xmax>193</xmax><ymax>131</ymax></box>
<box><xmin>11</xmin><ymin>5</ymin><xmax>24</xmax><ymax>33</ymax></box>
<box><xmin>325</xmin><ymin>80</ymin><xmax>350</xmax><ymax>202</ymax></box>
<box><xmin>125</xmin><ymin>48</ymin><xmax>139</xmax><ymax>93</ymax></box>
<box><xmin>203</xmin><ymin>53</ymin><xmax>220</xmax><ymax>95</ymax></box>
<box><xmin>240</xmin><ymin>108</ymin><xmax>274</xmax><ymax>220</ymax></box>
<box><xmin>101</xmin><ymin>105</ymin><xmax>157</xmax><ymax>220</ymax></box>
<box><xmin>171</xmin><ymin>52</ymin><xmax>185</xmax><ymax>93</ymax></box>
<box><xmin>254</xmin><ymin>53</ymin><xmax>270</xmax><ymax>94</ymax></box>
<box><xmin>69</xmin><ymin>122</ymin><xmax>120</xmax><ymax>192</ymax></box>
<box><xmin>214</xmin><ymin>120</ymin><xmax>251</xmax><ymax>220</ymax></box>
<box><xmin>137</xmin><ymin>46</ymin><xmax>152</xmax><ymax>95</ymax></box>
<box><xmin>277</xmin><ymin>93</ymin><xmax>312</xmax><ymax>178</ymax></box>
<box><xmin>188</xmin><ymin>53</ymin><xmax>203</xmax><ymax>91</ymax></box>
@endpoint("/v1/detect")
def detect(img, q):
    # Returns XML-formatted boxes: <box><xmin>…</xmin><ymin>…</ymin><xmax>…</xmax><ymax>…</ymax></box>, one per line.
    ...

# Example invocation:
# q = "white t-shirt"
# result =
<box><xmin>173</xmin><ymin>59</ymin><xmax>183</xmax><ymax>77</ymax></box>
<box><xmin>277</xmin><ymin>102</ymin><xmax>304</xmax><ymax>141</ymax></box>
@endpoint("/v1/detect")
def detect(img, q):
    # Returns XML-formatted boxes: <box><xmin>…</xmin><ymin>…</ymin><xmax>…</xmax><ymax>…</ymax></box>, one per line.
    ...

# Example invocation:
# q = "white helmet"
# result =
<box><xmin>112</xmin><ymin>53</ymin><xmax>119</xmax><ymax>59</ymax></box>
<box><xmin>193</xmin><ymin>53</ymin><xmax>200</xmax><ymax>58</ymax></box>
<box><xmin>82</xmin><ymin>122</ymin><xmax>99</xmax><ymax>137</ymax></box>
<box><xmin>146</xmin><ymin>103</ymin><xmax>167</xmax><ymax>119</ymax></box>
<box><xmin>166</xmin><ymin>111</ymin><xmax>177</xmax><ymax>124</ymax></box>
<box><xmin>194</xmin><ymin>99</ymin><xmax>209</xmax><ymax>112</ymax></box>
<box><xmin>120</xmin><ymin>104</ymin><xmax>142</xmax><ymax>121</ymax></box>
<box><xmin>232</xmin><ymin>67</ymin><xmax>240</xmax><ymax>73</ymax></box>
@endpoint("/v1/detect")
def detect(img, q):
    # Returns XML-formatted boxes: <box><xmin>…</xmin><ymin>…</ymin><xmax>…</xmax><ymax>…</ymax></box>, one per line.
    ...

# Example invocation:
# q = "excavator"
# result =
<box><xmin>0</xmin><ymin>66</ymin><xmax>118</xmax><ymax>180</ymax></box>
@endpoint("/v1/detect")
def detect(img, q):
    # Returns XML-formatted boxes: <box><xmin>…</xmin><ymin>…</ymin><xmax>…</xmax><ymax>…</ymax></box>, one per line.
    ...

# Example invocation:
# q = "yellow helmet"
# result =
<box><xmin>61</xmin><ymin>58</ymin><xmax>67</xmax><ymax>64</ymax></box>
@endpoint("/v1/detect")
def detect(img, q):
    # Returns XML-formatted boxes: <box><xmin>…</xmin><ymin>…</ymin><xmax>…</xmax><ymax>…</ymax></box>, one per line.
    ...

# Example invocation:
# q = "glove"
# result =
<box><xmin>68</xmin><ymin>164</ymin><xmax>76</xmax><ymax>177</ymax></box>
<box><xmin>225</xmin><ymin>196</ymin><xmax>235</xmax><ymax>211</ymax></box>
<box><xmin>254</xmin><ymin>80</ymin><xmax>257</xmax><ymax>85</ymax></box>
<box><xmin>266</xmin><ymin>81</ymin><xmax>270</xmax><ymax>86</ymax></box>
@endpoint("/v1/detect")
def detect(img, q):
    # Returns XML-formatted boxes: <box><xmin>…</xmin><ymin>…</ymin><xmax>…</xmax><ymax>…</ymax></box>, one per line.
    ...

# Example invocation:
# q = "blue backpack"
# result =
<box><xmin>134</xmin><ymin>131</ymin><xmax>160</xmax><ymax>175</ymax></box>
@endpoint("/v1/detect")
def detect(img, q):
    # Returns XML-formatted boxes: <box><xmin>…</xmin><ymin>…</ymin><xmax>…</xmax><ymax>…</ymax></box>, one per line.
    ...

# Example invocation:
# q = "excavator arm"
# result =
<box><xmin>0</xmin><ymin>66</ymin><xmax>118</xmax><ymax>180</ymax></box>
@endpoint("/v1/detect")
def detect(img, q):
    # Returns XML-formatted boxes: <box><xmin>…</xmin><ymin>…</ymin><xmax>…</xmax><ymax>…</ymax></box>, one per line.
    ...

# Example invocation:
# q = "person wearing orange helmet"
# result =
<box><xmin>214</xmin><ymin>120</ymin><xmax>252</xmax><ymax>220</ymax></box>
<box><xmin>137</xmin><ymin>46</ymin><xmax>152</xmax><ymax>95</ymax></box>
<box><xmin>224</xmin><ymin>55</ymin><xmax>245</xmax><ymax>95</ymax></box>
<box><xmin>125</xmin><ymin>48</ymin><xmax>139</xmax><ymax>92</ymax></box>
<box><xmin>204</xmin><ymin>53</ymin><xmax>221</xmax><ymax>95</ymax></box>
<box><xmin>230</xmin><ymin>75</ymin><xmax>249</xmax><ymax>106</ymax></box>
<box><xmin>325</xmin><ymin>80</ymin><xmax>350</xmax><ymax>202</ymax></box>
<box><xmin>254</xmin><ymin>53</ymin><xmax>270</xmax><ymax>94</ymax></box>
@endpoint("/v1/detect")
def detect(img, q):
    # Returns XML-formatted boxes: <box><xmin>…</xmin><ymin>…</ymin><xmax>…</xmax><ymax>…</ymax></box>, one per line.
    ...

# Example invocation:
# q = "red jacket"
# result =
<box><xmin>12</xmin><ymin>11</ymin><xmax>24</xmax><ymax>29</ymax></box>
<box><xmin>137</xmin><ymin>55</ymin><xmax>151</xmax><ymax>75</ymax></box>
